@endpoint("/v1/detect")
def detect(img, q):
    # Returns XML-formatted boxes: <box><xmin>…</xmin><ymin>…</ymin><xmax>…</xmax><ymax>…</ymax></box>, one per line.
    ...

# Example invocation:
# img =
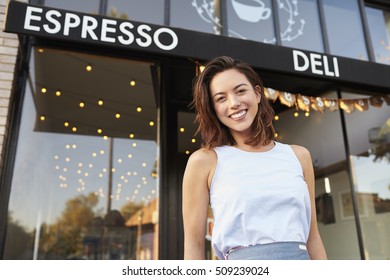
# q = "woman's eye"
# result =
<box><xmin>237</xmin><ymin>89</ymin><xmax>247</xmax><ymax>94</ymax></box>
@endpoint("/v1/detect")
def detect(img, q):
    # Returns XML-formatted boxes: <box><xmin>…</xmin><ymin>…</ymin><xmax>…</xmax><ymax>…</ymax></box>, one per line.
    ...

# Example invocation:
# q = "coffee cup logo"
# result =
<box><xmin>231</xmin><ymin>0</ymin><xmax>271</xmax><ymax>22</ymax></box>
<box><xmin>191</xmin><ymin>0</ymin><xmax>305</xmax><ymax>43</ymax></box>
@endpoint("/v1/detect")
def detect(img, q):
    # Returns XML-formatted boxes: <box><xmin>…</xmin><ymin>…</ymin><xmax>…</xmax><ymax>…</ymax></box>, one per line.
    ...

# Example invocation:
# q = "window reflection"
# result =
<box><xmin>343</xmin><ymin>91</ymin><xmax>390</xmax><ymax>259</ymax></box>
<box><xmin>226</xmin><ymin>0</ymin><xmax>275</xmax><ymax>43</ymax></box>
<box><xmin>322</xmin><ymin>0</ymin><xmax>368</xmax><ymax>60</ymax></box>
<box><xmin>107</xmin><ymin>0</ymin><xmax>164</xmax><ymax>24</ymax></box>
<box><xmin>43</xmin><ymin>0</ymin><xmax>100</xmax><ymax>14</ymax></box>
<box><xmin>3</xmin><ymin>48</ymin><xmax>159</xmax><ymax>260</ymax></box>
<box><xmin>278</xmin><ymin>0</ymin><xmax>324</xmax><ymax>52</ymax></box>
<box><xmin>365</xmin><ymin>6</ymin><xmax>390</xmax><ymax>65</ymax></box>
<box><xmin>170</xmin><ymin>0</ymin><xmax>222</xmax><ymax>34</ymax></box>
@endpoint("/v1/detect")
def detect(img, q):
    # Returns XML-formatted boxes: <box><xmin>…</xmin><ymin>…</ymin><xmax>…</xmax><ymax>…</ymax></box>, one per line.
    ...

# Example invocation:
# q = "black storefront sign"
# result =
<box><xmin>3</xmin><ymin>1</ymin><xmax>390</xmax><ymax>92</ymax></box>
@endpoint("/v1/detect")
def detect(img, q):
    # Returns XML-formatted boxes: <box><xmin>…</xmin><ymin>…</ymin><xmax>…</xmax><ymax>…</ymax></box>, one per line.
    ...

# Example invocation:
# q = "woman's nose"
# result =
<box><xmin>228</xmin><ymin>95</ymin><xmax>240</xmax><ymax>108</ymax></box>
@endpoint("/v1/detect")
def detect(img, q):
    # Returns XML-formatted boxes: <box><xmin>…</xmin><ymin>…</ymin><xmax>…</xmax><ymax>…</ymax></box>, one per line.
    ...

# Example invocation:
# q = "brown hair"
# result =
<box><xmin>192</xmin><ymin>56</ymin><xmax>275</xmax><ymax>148</ymax></box>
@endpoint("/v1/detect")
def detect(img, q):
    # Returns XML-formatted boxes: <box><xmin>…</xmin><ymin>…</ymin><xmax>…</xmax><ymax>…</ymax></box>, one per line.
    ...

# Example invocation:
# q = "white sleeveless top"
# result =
<box><xmin>210</xmin><ymin>142</ymin><xmax>311</xmax><ymax>260</ymax></box>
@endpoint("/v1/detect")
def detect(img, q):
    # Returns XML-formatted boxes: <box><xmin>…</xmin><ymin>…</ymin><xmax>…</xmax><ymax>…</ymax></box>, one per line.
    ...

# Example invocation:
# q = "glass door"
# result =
<box><xmin>3</xmin><ymin>47</ymin><xmax>160</xmax><ymax>260</ymax></box>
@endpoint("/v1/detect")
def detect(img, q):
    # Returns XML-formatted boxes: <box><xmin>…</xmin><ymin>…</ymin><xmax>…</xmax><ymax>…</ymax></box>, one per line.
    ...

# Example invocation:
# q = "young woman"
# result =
<box><xmin>182</xmin><ymin>56</ymin><xmax>327</xmax><ymax>260</ymax></box>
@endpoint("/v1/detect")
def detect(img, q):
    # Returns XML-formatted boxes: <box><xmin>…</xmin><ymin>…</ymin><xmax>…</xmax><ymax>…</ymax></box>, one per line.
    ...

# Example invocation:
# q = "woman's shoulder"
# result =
<box><xmin>288</xmin><ymin>144</ymin><xmax>313</xmax><ymax>169</ymax></box>
<box><xmin>289</xmin><ymin>144</ymin><xmax>311</xmax><ymax>158</ymax></box>
<box><xmin>187</xmin><ymin>148</ymin><xmax>217</xmax><ymax>167</ymax></box>
<box><xmin>184</xmin><ymin>148</ymin><xmax>218</xmax><ymax>188</ymax></box>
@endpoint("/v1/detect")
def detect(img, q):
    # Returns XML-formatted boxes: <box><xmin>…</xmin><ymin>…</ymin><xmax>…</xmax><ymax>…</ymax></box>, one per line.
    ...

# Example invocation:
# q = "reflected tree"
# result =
<box><xmin>39</xmin><ymin>192</ymin><xmax>100</xmax><ymax>259</ymax></box>
<box><xmin>108</xmin><ymin>7</ymin><xmax>129</xmax><ymax>20</ymax></box>
<box><xmin>3</xmin><ymin>213</ymin><xmax>34</xmax><ymax>259</ymax></box>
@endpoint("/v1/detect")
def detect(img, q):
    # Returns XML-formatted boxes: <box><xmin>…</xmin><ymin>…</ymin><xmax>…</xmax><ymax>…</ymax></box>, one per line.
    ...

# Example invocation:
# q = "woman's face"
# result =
<box><xmin>209</xmin><ymin>69</ymin><xmax>261</xmax><ymax>138</ymax></box>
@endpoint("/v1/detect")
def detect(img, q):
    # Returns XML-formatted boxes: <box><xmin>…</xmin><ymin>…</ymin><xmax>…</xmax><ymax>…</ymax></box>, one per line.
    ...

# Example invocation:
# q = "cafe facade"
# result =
<box><xmin>0</xmin><ymin>0</ymin><xmax>389</xmax><ymax>260</ymax></box>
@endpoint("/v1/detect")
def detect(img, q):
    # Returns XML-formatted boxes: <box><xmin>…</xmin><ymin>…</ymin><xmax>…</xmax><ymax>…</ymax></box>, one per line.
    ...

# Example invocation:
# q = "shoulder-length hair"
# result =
<box><xmin>192</xmin><ymin>56</ymin><xmax>275</xmax><ymax>148</ymax></box>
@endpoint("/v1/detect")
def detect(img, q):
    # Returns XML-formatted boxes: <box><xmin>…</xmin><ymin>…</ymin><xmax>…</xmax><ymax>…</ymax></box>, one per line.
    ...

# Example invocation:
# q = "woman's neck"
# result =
<box><xmin>233</xmin><ymin>139</ymin><xmax>275</xmax><ymax>153</ymax></box>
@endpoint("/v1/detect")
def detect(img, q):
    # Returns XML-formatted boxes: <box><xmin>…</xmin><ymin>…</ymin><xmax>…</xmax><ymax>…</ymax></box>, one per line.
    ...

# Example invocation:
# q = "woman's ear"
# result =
<box><xmin>255</xmin><ymin>85</ymin><xmax>262</xmax><ymax>104</ymax></box>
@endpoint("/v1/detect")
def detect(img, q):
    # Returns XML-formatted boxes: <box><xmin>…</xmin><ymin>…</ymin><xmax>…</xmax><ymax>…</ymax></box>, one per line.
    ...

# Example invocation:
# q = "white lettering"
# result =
<box><xmin>154</xmin><ymin>28</ymin><xmax>178</xmax><ymax>50</ymax></box>
<box><xmin>284</xmin><ymin>92</ymin><xmax>293</xmax><ymax>102</ymax></box>
<box><xmin>310</xmin><ymin>53</ymin><xmax>323</xmax><ymax>75</ymax></box>
<box><xmin>22</xmin><ymin>7</ymin><xmax>179</xmax><ymax>51</ymax></box>
<box><xmin>136</xmin><ymin>24</ymin><xmax>152</xmax><ymax>47</ymax></box>
<box><xmin>333</xmin><ymin>57</ymin><xmax>340</xmax><ymax>77</ymax></box>
<box><xmin>118</xmin><ymin>22</ymin><xmax>135</xmax><ymax>45</ymax></box>
<box><xmin>293</xmin><ymin>50</ymin><xmax>309</xmax><ymax>72</ymax></box>
<box><xmin>302</xmin><ymin>95</ymin><xmax>310</xmax><ymax>105</ymax></box>
<box><xmin>101</xmin><ymin>19</ymin><xmax>117</xmax><ymax>43</ymax></box>
<box><xmin>64</xmin><ymin>13</ymin><xmax>81</xmax><ymax>36</ymax></box>
<box><xmin>81</xmin><ymin>16</ymin><xmax>98</xmax><ymax>40</ymax></box>
<box><xmin>43</xmin><ymin>10</ymin><xmax>61</xmax><ymax>34</ymax></box>
<box><xmin>293</xmin><ymin>50</ymin><xmax>340</xmax><ymax>77</ymax></box>
<box><xmin>24</xmin><ymin>6</ymin><xmax>42</xmax><ymax>31</ymax></box>
<box><xmin>323</xmin><ymin>56</ymin><xmax>334</xmax><ymax>76</ymax></box>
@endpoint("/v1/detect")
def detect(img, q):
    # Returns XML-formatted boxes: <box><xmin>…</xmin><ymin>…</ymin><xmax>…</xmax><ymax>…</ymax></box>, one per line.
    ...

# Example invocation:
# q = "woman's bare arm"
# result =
<box><xmin>292</xmin><ymin>145</ymin><xmax>328</xmax><ymax>260</ymax></box>
<box><xmin>182</xmin><ymin>149</ymin><xmax>216</xmax><ymax>259</ymax></box>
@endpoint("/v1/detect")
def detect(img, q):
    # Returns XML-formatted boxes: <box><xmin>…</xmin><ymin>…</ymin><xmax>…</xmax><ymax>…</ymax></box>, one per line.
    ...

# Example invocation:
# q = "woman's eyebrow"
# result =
<box><xmin>211</xmin><ymin>83</ymin><xmax>248</xmax><ymax>98</ymax></box>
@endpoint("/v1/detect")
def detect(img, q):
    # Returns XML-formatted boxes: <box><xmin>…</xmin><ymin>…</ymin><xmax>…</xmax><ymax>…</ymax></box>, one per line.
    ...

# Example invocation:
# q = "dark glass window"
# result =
<box><xmin>107</xmin><ymin>0</ymin><xmax>165</xmax><ymax>25</ymax></box>
<box><xmin>3</xmin><ymin>47</ymin><xmax>160</xmax><ymax>260</ymax></box>
<box><xmin>226</xmin><ymin>0</ymin><xmax>275</xmax><ymax>43</ymax></box>
<box><xmin>43</xmin><ymin>0</ymin><xmax>100</xmax><ymax>14</ymax></box>
<box><xmin>170</xmin><ymin>0</ymin><xmax>221</xmax><ymax>34</ymax></box>
<box><xmin>278</xmin><ymin>0</ymin><xmax>324</xmax><ymax>52</ymax></box>
<box><xmin>322</xmin><ymin>0</ymin><xmax>368</xmax><ymax>60</ymax></box>
<box><xmin>365</xmin><ymin>6</ymin><xmax>390</xmax><ymax>65</ymax></box>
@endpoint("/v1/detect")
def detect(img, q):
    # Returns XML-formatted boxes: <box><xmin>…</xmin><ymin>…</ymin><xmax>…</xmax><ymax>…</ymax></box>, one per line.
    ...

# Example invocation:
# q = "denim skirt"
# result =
<box><xmin>225</xmin><ymin>242</ymin><xmax>310</xmax><ymax>260</ymax></box>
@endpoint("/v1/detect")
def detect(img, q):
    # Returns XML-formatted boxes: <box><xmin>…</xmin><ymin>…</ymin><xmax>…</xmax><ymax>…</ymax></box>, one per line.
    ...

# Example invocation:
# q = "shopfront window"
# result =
<box><xmin>322</xmin><ymin>0</ymin><xmax>368</xmax><ymax>60</ymax></box>
<box><xmin>365</xmin><ymin>6</ymin><xmax>390</xmax><ymax>65</ymax></box>
<box><xmin>106</xmin><ymin>0</ymin><xmax>165</xmax><ymax>24</ymax></box>
<box><xmin>226</xmin><ymin>0</ymin><xmax>275</xmax><ymax>43</ymax></box>
<box><xmin>342</xmin><ymin>92</ymin><xmax>390</xmax><ymax>259</ymax></box>
<box><xmin>42</xmin><ymin>0</ymin><xmax>100</xmax><ymax>14</ymax></box>
<box><xmin>273</xmin><ymin>90</ymin><xmax>361</xmax><ymax>259</ymax></box>
<box><xmin>170</xmin><ymin>0</ymin><xmax>222</xmax><ymax>34</ymax></box>
<box><xmin>278</xmin><ymin>0</ymin><xmax>324</xmax><ymax>52</ymax></box>
<box><xmin>3</xmin><ymin>47</ymin><xmax>160</xmax><ymax>260</ymax></box>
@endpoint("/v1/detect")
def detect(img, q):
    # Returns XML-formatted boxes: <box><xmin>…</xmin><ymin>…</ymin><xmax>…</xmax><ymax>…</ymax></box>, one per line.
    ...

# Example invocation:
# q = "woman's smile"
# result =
<box><xmin>229</xmin><ymin>109</ymin><xmax>247</xmax><ymax>120</ymax></box>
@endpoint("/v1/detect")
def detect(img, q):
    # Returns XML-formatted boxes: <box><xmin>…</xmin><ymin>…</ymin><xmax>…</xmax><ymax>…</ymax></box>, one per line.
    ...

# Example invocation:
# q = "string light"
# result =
<box><xmin>130</xmin><ymin>80</ymin><xmax>136</xmax><ymax>87</ymax></box>
<box><xmin>129</xmin><ymin>133</ymin><xmax>135</xmax><ymax>138</ymax></box>
<box><xmin>72</xmin><ymin>126</ymin><xmax>77</xmax><ymax>132</ymax></box>
<box><xmin>136</xmin><ymin>106</ymin><xmax>142</xmax><ymax>112</ymax></box>
<box><xmin>294</xmin><ymin>111</ymin><xmax>299</xmax><ymax>117</ymax></box>
<box><xmin>180</xmin><ymin>127</ymin><xmax>185</xmax><ymax>132</ymax></box>
<box><xmin>191</xmin><ymin>138</ymin><xmax>196</xmax><ymax>143</ymax></box>
<box><xmin>40</xmin><ymin>115</ymin><xmax>45</xmax><ymax>121</ymax></box>
<box><xmin>149</xmin><ymin>121</ymin><xmax>155</xmax><ymax>127</ymax></box>
<box><xmin>86</xmin><ymin>64</ymin><xmax>92</xmax><ymax>72</ymax></box>
<box><xmin>55</xmin><ymin>90</ymin><xmax>61</xmax><ymax>96</ymax></box>
<box><xmin>305</xmin><ymin>111</ymin><xmax>310</xmax><ymax>117</ymax></box>
<box><xmin>64</xmin><ymin>122</ymin><xmax>69</xmax><ymax>127</ymax></box>
<box><xmin>98</xmin><ymin>99</ymin><xmax>104</xmax><ymax>106</ymax></box>
<box><xmin>38</xmin><ymin>48</ymin><xmax>44</xmax><ymax>53</ymax></box>
<box><xmin>41</xmin><ymin>87</ymin><xmax>47</xmax><ymax>93</ymax></box>
<box><xmin>97</xmin><ymin>128</ymin><xmax>102</xmax><ymax>134</ymax></box>
<box><xmin>79</xmin><ymin>102</ymin><xmax>85</xmax><ymax>108</ymax></box>
<box><xmin>115</xmin><ymin>113</ymin><xmax>121</xmax><ymax>119</ymax></box>
<box><xmin>274</xmin><ymin>115</ymin><xmax>279</xmax><ymax>121</ymax></box>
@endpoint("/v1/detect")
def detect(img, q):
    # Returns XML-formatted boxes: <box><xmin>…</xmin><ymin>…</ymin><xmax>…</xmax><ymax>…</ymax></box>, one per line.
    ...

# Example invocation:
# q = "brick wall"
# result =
<box><xmin>0</xmin><ymin>0</ymin><xmax>26</xmax><ymax>172</ymax></box>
